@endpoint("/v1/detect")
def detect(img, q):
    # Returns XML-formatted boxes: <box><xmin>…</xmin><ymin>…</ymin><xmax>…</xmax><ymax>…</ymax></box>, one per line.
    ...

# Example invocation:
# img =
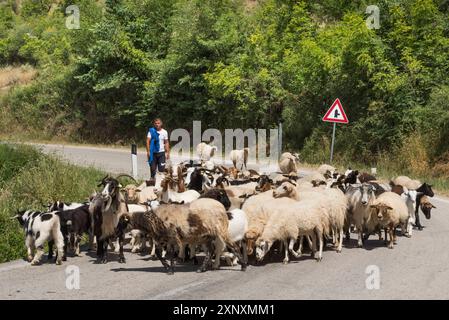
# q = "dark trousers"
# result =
<box><xmin>150</xmin><ymin>152</ymin><xmax>166</xmax><ymax>178</ymax></box>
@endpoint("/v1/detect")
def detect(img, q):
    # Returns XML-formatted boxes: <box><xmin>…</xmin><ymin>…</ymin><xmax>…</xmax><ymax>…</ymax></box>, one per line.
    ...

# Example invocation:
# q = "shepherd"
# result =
<box><xmin>146</xmin><ymin>118</ymin><xmax>170</xmax><ymax>180</ymax></box>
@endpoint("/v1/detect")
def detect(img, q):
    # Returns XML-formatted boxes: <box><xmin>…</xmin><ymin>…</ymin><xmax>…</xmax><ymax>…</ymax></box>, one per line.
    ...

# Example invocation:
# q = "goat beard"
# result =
<box><xmin>104</xmin><ymin>196</ymin><xmax>113</xmax><ymax>212</ymax></box>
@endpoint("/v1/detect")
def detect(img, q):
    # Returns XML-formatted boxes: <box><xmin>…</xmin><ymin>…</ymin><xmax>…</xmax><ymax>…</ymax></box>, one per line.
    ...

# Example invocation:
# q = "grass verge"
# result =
<box><xmin>0</xmin><ymin>143</ymin><xmax>106</xmax><ymax>263</ymax></box>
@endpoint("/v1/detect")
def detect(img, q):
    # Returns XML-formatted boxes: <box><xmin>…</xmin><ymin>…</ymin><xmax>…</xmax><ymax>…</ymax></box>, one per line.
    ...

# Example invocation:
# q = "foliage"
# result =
<box><xmin>0</xmin><ymin>0</ymin><xmax>449</xmax><ymax>168</ymax></box>
<box><xmin>0</xmin><ymin>144</ymin><xmax>106</xmax><ymax>263</ymax></box>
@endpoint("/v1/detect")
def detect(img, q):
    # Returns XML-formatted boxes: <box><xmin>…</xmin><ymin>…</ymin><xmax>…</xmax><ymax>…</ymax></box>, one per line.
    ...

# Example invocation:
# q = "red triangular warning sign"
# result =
<box><xmin>322</xmin><ymin>98</ymin><xmax>349</xmax><ymax>123</ymax></box>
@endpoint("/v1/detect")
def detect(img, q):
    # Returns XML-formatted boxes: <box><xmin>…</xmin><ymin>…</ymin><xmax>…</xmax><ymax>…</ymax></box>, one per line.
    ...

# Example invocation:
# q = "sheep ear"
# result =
<box><xmin>386</xmin><ymin>206</ymin><xmax>393</xmax><ymax>210</ymax></box>
<box><xmin>432</xmin><ymin>204</ymin><xmax>436</xmax><ymax>209</ymax></box>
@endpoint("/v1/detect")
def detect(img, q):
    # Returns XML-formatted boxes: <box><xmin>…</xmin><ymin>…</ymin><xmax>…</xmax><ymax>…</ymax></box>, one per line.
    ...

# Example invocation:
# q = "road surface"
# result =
<box><xmin>1</xmin><ymin>143</ymin><xmax>448</xmax><ymax>299</ymax></box>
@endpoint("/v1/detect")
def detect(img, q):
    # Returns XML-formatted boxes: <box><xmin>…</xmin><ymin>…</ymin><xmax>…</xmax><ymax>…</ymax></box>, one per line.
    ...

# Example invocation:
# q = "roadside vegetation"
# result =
<box><xmin>0</xmin><ymin>1</ymin><xmax>447</xmax><ymax>187</ymax></box>
<box><xmin>0</xmin><ymin>144</ymin><xmax>106</xmax><ymax>263</ymax></box>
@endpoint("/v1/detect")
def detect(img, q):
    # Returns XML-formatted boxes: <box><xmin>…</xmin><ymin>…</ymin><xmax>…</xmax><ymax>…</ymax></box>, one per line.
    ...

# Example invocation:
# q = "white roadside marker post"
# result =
<box><xmin>131</xmin><ymin>144</ymin><xmax>138</xmax><ymax>179</ymax></box>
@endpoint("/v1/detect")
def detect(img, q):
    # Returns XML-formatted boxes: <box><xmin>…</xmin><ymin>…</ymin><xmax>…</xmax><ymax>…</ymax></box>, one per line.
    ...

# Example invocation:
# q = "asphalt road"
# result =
<box><xmin>1</xmin><ymin>143</ymin><xmax>448</xmax><ymax>300</ymax></box>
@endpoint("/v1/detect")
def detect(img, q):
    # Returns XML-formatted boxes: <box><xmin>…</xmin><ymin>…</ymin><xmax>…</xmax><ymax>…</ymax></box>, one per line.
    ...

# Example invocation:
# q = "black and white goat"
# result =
<box><xmin>89</xmin><ymin>174</ymin><xmax>133</xmax><ymax>263</ymax></box>
<box><xmin>12</xmin><ymin>210</ymin><xmax>64</xmax><ymax>265</ymax></box>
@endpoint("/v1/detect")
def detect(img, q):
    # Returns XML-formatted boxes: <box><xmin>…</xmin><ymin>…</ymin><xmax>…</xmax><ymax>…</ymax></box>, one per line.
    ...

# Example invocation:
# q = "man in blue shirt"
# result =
<box><xmin>146</xmin><ymin>118</ymin><xmax>170</xmax><ymax>179</ymax></box>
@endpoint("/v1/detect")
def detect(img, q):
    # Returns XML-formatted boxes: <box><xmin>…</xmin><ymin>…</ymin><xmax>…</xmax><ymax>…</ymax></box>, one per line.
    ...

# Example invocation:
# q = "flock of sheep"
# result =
<box><xmin>11</xmin><ymin>143</ymin><xmax>437</xmax><ymax>274</ymax></box>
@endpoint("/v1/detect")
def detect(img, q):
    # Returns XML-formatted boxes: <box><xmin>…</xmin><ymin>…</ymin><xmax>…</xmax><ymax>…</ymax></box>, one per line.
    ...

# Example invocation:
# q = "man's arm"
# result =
<box><xmin>164</xmin><ymin>139</ymin><xmax>170</xmax><ymax>160</ymax></box>
<box><xmin>146</xmin><ymin>136</ymin><xmax>151</xmax><ymax>160</ymax></box>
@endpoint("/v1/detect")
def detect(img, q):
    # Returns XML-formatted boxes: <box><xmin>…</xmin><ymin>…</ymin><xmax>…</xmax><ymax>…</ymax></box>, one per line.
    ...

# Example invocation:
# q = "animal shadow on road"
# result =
<box><xmin>109</xmin><ymin>255</ymin><xmax>245</xmax><ymax>273</ymax></box>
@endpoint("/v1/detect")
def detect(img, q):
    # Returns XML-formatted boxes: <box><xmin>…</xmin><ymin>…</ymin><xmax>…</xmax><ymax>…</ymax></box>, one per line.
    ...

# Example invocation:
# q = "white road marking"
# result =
<box><xmin>147</xmin><ymin>280</ymin><xmax>208</xmax><ymax>299</ymax></box>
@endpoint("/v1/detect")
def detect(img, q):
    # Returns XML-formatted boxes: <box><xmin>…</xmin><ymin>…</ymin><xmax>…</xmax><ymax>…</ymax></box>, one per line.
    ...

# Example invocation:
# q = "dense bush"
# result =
<box><xmin>0</xmin><ymin>0</ymin><xmax>448</xmax><ymax>168</ymax></box>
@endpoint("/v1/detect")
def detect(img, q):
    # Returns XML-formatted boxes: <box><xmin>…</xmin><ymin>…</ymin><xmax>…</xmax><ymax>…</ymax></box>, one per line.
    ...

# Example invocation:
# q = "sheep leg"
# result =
<box><xmin>198</xmin><ymin>242</ymin><xmax>213</xmax><ymax>273</ymax></box>
<box><xmin>392</xmin><ymin>226</ymin><xmax>397</xmax><ymax>245</ymax></box>
<box><xmin>149</xmin><ymin>237</ymin><xmax>156</xmax><ymax>257</ymax></box>
<box><xmin>309</xmin><ymin>233</ymin><xmax>317</xmax><ymax>258</ymax></box>
<box><xmin>130</xmin><ymin>235</ymin><xmax>138</xmax><ymax>253</ymax></box>
<box><xmin>315</xmin><ymin>228</ymin><xmax>324</xmax><ymax>262</ymax></box>
<box><xmin>241</xmin><ymin>239</ymin><xmax>248</xmax><ymax>266</ymax></box>
<box><xmin>337</xmin><ymin>229</ymin><xmax>343</xmax><ymax>253</ymax></box>
<box><xmin>298</xmin><ymin>236</ymin><xmax>304</xmax><ymax>256</ymax></box>
<box><xmin>212</xmin><ymin>237</ymin><xmax>225</xmax><ymax>270</ymax></box>
<box><xmin>178</xmin><ymin>244</ymin><xmax>186</xmax><ymax>261</ymax></box>
<box><xmin>140</xmin><ymin>235</ymin><xmax>147</xmax><ymax>253</ymax></box>
<box><xmin>378</xmin><ymin>228</ymin><xmax>383</xmax><ymax>241</ymax></box>
<box><xmin>282</xmin><ymin>240</ymin><xmax>289</xmax><ymax>264</ymax></box>
<box><xmin>189</xmin><ymin>244</ymin><xmax>198</xmax><ymax>265</ymax></box>
<box><xmin>332</xmin><ymin>228</ymin><xmax>337</xmax><ymax>247</ymax></box>
<box><xmin>289</xmin><ymin>238</ymin><xmax>301</xmax><ymax>258</ymax></box>
<box><xmin>388</xmin><ymin>228</ymin><xmax>394</xmax><ymax>249</ymax></box>
<box><xmin>168</xmin><ymin>246</ymin><xmax>176</xmax><ymax>275</ymax></box>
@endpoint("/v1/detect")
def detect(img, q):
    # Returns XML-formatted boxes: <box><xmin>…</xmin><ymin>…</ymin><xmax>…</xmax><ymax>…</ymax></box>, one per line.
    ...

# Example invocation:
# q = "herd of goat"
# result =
<box><xmin>11</xmin><ymin>145</ymin><xmax>437</xmax><ymax>275</ymax></box>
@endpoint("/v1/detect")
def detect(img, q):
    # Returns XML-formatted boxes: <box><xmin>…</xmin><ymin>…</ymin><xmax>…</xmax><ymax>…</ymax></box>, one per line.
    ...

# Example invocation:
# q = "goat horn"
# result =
<box><xmin>114</xmin><ymin>173</ymin><xmax>137</xmax><ymax>182</ymax></box>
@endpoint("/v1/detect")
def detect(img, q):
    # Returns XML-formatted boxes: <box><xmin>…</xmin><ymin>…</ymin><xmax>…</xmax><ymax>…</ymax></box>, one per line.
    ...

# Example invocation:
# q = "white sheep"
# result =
<box><xmin>229</xmin><ymin>148</ymin><xmax>249</xmax><ymax>170</ymax></box>
<box><xmin>221</xmin><ymin>208</ymin><xmax>249</xmax><ymax>266</ymax></box>
<box><xmin>318</xmin><ymin>164</ymin><xmax>336</xmax><ymax>178</ymax></box>
<box><xmin>197</xmin><ymin>142</ymin><xmax>218</xmax><ymax>161</ymax></box>
<box><xmin>302</xmin><ymin>171</ymin><xmax>327</xmax><ymax>185</ymax></box>
<box><xmin>278</xmin><ymin>152</ymin><xmax>299</xmax><ymax>174</ymax></box>
<box><xmin>369</xmin><ymin>192</ymin><xmax>409</xmax><ymax>249</ymax></box>
<box><xmin>255</xmin><ymin>198</ymin><xmax>327</xmax><ymax>263</ymax></box>
<box><xmin>392</xmin><ymin>176</ymin><xmax>421</xmax><ymax>190</ymax></box>
<box><xmin>273</xmin><ymin>181</ymin><xmax>346</xmax><ymax>253</ymax></box>
<box><xmin>241</xmin><ymin>190</ymin><xmax>275</xmax><ymax>255</ymax></box>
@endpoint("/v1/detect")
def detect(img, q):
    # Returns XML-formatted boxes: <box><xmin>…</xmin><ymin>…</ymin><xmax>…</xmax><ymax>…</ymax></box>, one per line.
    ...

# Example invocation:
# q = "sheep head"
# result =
<box><xmin>420</xmin><ymin>196</ymin><xmax>436</xmax><ymax>219</ymax></box>
<box><xmin>273</xmin><ymin>181</ymin><xmax>296</xmax><ymax>198</ymax></box>
<box><xmin>123</xmin><ymin>184</ymin><xmax>138</xmax><ymax>203</ymax></box>
<box><xmin>255</xmin><ymin>239</ymin><xmax>272</xmax><ymax>262</ymax></box>
<box><xmin>370</xmin><ymin>203</ymin><xmax>393</xmax><ymax>219</ymax></box>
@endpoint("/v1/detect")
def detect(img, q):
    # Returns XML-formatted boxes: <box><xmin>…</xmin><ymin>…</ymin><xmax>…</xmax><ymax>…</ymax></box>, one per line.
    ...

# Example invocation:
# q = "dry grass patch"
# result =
<box><xmin>0</xmin><ymin>65</ymin><xmax>37</xmax><ymax>92</ymax></box>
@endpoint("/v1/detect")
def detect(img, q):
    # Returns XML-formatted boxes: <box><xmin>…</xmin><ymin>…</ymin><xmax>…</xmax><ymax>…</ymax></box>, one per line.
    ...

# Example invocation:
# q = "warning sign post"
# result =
<box><xmin>322</xmin><ymin>98</ymin><xmax>349</xmax><ymax>163</ymax></box>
